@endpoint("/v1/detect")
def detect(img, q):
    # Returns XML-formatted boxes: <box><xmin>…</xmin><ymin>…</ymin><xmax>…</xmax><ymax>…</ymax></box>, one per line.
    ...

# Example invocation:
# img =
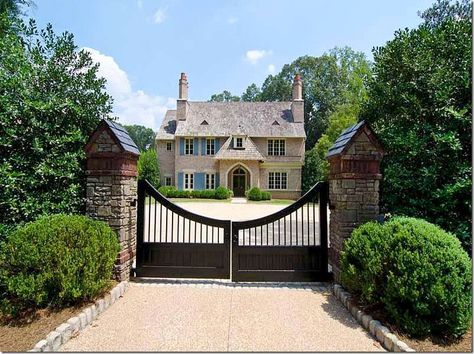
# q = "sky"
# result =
<box><xmin>31</xmin><ymin>0</ymin><xmax>434</xmax><ymax>130</ymax></box>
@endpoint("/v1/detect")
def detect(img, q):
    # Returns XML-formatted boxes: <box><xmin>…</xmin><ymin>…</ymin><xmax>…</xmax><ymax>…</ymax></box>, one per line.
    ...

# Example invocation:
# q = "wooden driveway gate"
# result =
<box><xmin>136</xmin><ymin>180</ymin><xmax>329</xmax><ymax>282</ymax></box>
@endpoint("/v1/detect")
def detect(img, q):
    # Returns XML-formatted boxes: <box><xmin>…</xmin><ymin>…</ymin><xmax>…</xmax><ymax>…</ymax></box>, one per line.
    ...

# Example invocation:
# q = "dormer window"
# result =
<box><xmin>233</xmin><ymin>136</ymin><xmax>245</xmax><ymax>149</ymax></box>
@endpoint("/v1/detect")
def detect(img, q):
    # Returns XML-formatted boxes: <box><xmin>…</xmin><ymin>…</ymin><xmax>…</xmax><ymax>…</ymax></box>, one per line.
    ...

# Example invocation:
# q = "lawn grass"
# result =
<box><xmin>247</xmin><ymin>199</ymin><xmax>294</xmax><ymax>205</ymax></box>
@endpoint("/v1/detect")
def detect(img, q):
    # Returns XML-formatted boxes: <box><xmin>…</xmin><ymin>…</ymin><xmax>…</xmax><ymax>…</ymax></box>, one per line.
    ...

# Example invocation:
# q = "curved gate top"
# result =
<box><xmin>135</xmin><ymin>180</ymin><xmax>329</xmax><ymax>282</ymax></box>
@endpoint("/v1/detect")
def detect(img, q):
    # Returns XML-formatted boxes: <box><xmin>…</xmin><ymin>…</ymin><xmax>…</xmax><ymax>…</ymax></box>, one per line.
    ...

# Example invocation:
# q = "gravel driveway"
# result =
<box><xmin>61</xmin><ymin>281</ymin><xmax>383</xmax><ymax>352</ymax></box>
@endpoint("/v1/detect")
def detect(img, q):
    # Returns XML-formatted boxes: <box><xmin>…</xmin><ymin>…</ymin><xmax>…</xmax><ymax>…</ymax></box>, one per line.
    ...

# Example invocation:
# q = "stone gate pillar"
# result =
<box><xmin>85</xmin><ymin>120</ymin><xmax>140</xmax><ymax>281</ymax></box>
<box><xmin>326</xmin><ymin>121</ymin><xmax>384</xmax><ymax>282</ymax></box>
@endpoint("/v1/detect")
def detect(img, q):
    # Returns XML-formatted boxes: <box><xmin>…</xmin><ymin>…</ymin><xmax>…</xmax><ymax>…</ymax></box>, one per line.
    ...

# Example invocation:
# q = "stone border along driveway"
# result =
<box><xmin>59</xmin><ymin>279</ymin><xmax>385</xmax><ymax>352</ymax></box>
<box><xmin>29</xmin><ymin>281</ymin><xmax>128</xmax><ymax>352</ymax></box>
<box><xmin>332</xmin><ymin>284</ymin><xmax>415</xmax><ymax>352</ymax></box>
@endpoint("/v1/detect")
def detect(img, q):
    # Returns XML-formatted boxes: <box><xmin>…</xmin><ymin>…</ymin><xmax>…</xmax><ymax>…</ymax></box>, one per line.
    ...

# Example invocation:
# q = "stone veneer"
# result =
<box><xmin>85</xmin><ymin>124</ymin><xmax>139</xmax><ymax>281</ymax></box>
<box><xmin>326</xmin><ymin>125</ymin><xmax>383</xmax><ymax>281</ymax></box>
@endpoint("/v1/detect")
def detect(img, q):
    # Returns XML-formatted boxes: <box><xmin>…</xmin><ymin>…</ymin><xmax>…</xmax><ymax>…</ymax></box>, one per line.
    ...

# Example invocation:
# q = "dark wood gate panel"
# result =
<box><xmin>136</xmin><ymin>180</ymin><xmax>230</xmax><ymax>279</ymax></box>
<box><xmin>232</xmin><ymin>182</ymin><xmax>330</xmax><ymax>282</ymax></box>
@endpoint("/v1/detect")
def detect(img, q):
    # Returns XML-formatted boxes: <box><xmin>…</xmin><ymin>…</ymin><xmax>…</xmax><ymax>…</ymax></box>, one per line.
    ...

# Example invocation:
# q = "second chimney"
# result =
<box><xmin>291</xmin><ymin>74</ymin><xmax>304</xmax><ymax>123</ymax></box>
<box><xmin>177</xmin><ymin>72</ymin><xmax>188</xmax><ymax>121</ymax></box>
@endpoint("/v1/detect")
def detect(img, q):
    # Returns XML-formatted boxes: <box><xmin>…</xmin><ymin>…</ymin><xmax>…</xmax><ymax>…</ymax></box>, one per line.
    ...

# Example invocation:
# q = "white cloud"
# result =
<box><xmin>227</xmin><ymin>17</ymin><xmax>238</xmax><ymax>24</ymax></box>
<box><xmin>153</xmin><ymin>7</ymin><xmax>167</xmax><ymax>24</ymax></box>
<box><xmin>268</xmin><ymin>64</ymin><xmax>276</xmax><ymax>74</ymax></box>
<box><xmin>82</xmin><ymin>47</ymin><xmax>174</xmax><ymax>131</ymax></box>
<box><xmin>244</xmin><ymin>49</ymin><xmax>271</xmax><ymax>65</ymax></box>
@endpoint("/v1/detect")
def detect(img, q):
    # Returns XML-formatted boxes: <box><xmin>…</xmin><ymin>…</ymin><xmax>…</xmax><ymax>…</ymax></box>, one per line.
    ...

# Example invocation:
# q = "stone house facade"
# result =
<box><xmin>156</xmin><ymin>73</ymin><xmax>306</xmax><ymax>199</ymax></box>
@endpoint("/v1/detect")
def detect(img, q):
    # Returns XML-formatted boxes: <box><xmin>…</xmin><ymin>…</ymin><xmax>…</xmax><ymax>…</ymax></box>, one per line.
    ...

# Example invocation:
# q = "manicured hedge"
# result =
<box><xmin>341</xmin><ymin>217</ymin><xmax>472</xmax><ymax>338</ymax></box>
<box><xmin>246</xmin><ymin>187</ymin><xmax>271</xmax><ymax>201</ymax></box>
<box><xmin>0</xmin><ymin>214</ymin><xmax>120</xmax><ymax>317</ymax></box>
<box><xmin>158</xmin><ymin>186</ymin><xmax>232</xmax><ymax>200</ymax></box>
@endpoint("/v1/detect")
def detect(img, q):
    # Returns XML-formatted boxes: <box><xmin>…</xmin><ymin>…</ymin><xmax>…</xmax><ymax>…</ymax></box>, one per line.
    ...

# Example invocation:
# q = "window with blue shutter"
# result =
<box><xmin>215</xmin><ymin>138</ymin><xmax>220</xmax><ymax>153</ymax></box>
<box><xmin>177</xmin><ymin>172</ymin><xmax>184</xmax><ymax>190</ymax></box>
<box><xmin>193</xmin><ymin>138</ymin><xmax>199</xmax><ymax>156</ymax></box>
<box><xmin>179</xmin><ymin>138</ymin><xmax>184</xmax><ymax>155</ymax></box>
<box><xmin>195</xmin><ymin>172</ymin><xmax>205</xmax><ymax>190</ymax></box>
<box><xmin>201</xmin><ymin>138</ymin><xmax>206</xmax><ymax>156</ymax></box>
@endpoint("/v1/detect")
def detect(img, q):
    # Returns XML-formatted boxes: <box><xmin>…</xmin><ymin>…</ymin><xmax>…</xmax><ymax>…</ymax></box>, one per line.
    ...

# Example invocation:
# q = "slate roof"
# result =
<box><xmin>326</xmin><ymin>120</ymin><xmax>365</xmax><ymax>158</ymax></box>
<box><xmin>156</xmin><ymin>110</ymin><xmax>177</xmax><ymax>139</ymax></box>
<box><xmin>215</xmin><ymin>137</ymin><xmax>265</xmax><ymax>161</ymax></box>
<box><xmin>104</xmin><ymin>120</ymin><xmax>140</xmax><ymax>155</ymax></box>
<box><xmin>157</xmin><ymin>101</ymin><xmax>305</xmax><ymax>139</ymax></box>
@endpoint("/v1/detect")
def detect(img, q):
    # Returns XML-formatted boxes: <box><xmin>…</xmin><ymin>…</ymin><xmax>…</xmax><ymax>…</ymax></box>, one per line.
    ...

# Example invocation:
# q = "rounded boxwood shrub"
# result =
<box><xmin>341</xmin><ymin>217</ymin><xmax>472</xmax><ymax>338</ymax></box>
<box><xmin>247</xmin><ymin>187</ymin><xmax>262</xmax><ymax>201</ymax></box>
<box><xmin>0</xmin><ymin>214</ymin><xmax>120</xmax><ymax>316</ymax></box>
<box><xmin>215</xmin><ymin>186</ymin><xmax>232</xmax><ymax>200</ymax></box>
<box><xmin>261</xmin><ymin>191</ymin><xmax>271</xmax><ymax>201</ymax></box>
<box><xmin>158</xmin><ymin>186</ymin><xmax>176</xmax><ymax>197</ymax></box>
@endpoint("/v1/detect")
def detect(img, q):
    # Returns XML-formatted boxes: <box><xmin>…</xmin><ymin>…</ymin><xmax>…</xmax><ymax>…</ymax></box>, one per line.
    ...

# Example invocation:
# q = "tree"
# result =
<box><xmin>0</xmin><ymin>0</ymin><xmax>34</xmax><ymax>17</ymax></box>
<box><xmin>418</xmin><ymin>0</ymin><xmax>471</xmax><ymax>28</ymax></box>
<box><xmin>302</xmin><ymin>148</ymin><xmax>326</xmax><ymax>193</ymax></box>
<box><xmin>123</xmin><ymin>124</ymin><xmax>155</xmax><ymax>151</ymax></box>
<box><xmin>137</xmin><ymin>149</ymin><xmax>160</xmax><ymax>189</ymax></box>
<box><xmin>0</xmin><ymin>15</ymin><xmax>113</xmax><ymax>227</ymax></box>
<box><xmin>209</xmin><ymin>90</ymin><xmax>240</xmax><ymax>102</ymax></box>
<box><xmin>363</xmin><ymin>0</ymin><xmax>472</xmax><ymax>251</ymax></box>
<box><xmin>241</xmin><ymin>83</ymin><xmax>261</xmax><ymax>102</ymax></box>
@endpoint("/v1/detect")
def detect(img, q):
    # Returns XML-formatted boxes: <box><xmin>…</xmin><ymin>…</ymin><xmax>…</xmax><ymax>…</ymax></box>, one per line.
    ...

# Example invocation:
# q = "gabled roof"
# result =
<box><xmin>327</xmin><ymin>120</ymin><xmax>383</xmax><ymax>158</ymax></box>
<box><xmin>102</xmin><ymin>120</ymin><xmax>140</xmax><ymax>155</ymax></box>
<box><xmin>157</xmin><ymin>101</ymin><xmax>305</xmax><ymax>139</ymax></box>
<box><xmin>215</xmin><ymin>136</ymin><xmax>265</xmax><ymax>161</ymax></box>
<box><xmin>156</xmin><ymin>110</ymin><xmax>177</xmax><ymax>140</ymax></box>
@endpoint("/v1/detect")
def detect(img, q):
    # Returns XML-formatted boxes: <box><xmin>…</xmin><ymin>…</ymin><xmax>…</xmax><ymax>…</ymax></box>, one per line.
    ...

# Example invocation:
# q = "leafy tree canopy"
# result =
<box><xmin>209</xmin><ymin>90</ymin><xmax>240</xmax><ymax>102</ymax></box>
<box><xmin>123</xmin><ymin>124</ymin><xmax>155</xmax><ymax>151</ymax></box>
<box><xmin>0</xmin><ymin>14</ymin><xmax>113</xmax><ymax>227</ymax></box>
<box><xmin>137</xmin><ymin>149</ymin><xmax>160</xmax><ymax>189</ymax></box>
<box><xmin>241</xmin><ymin>83</ymin><xmax>261</xmax><ymax>102</ymax></box>
<box><xmin>363</xmin><ymin>0</ymin><xmax>472</xmax><ymax>251</ymax></box>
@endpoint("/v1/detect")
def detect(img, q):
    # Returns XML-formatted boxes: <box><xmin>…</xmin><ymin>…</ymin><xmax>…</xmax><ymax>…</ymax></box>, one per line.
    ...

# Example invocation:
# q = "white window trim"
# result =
<box><xmin>164</xmin><ymin>176</ymin><xmax>172</xmax><ymax>186</ymax></box>
<box><xmin>205</xmin><ymin>173</ymin><xmax>216</xmax><ymax>190</ymax></box>
<box><xmin>206</xmin><ymin>138</ymin><xmax>216</xmax><ymax>155</ymax></box>
<box><xmin>184</xmin><ymin>172</ymin><xmax>194</xmax><ymax>190</ymax></box>
<box><xmin>185</xmin><ymin>138</ymin><xmax>194</xmax><ymax>155</ymax></box>
<box><xmin>268</xmin><ymin>171</ymin><xmax>288</xmax><ymax>190</ymax></box>
<box><xmin>166</xmin><ymin>141</ymin><xmax>173</xmax><ymax>151</ymax></box>
<box><xmin>267</xmin><ymin>138</ymin><xmax>286</xmax><ymax>156</ymax></box>
<box><xmin>233</xmin><ymin>136</ymin><xmax>245</xmax><ymax>149</ymax></box>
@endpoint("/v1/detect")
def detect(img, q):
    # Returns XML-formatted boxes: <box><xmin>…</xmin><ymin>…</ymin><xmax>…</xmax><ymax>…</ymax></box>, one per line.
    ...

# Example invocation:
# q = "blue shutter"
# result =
<box><xmin>179</xmin><ymin>138</ymin><xmax>184</xmax><ymax>155</ymax></box>
<box><xmin>201</xmin><ymin>138</ymin><xmax>206</xmax><ymax>156</ymax></box>
<box><xmin>215</xmin><ymin>138</ymin><xmax>220</xmax><ymax>153</ymax></box>
<box><xmin>193</xmin><ymin>138</ymin><xmax>199</xmax><ymax>156</ymax></box>
<box><xmin>178</xmin><ymin>172</ymin><xmax>184</xmax><ymax>190</ymax></box>
<box><xmin>195</xmin><ymin>172</ymin><xmax>205</xmax><ymax>190</ymax></box>
<box><xmin>215</xmin><ymin>173</ymin><xmax>220</xmax><ymax>188</ymax></box>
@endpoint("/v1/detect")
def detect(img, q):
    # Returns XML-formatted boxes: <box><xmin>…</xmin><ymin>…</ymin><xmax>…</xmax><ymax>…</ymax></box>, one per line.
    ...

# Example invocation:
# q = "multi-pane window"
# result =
<box><xmin>164</xmin><ymin>176</ymin><xmax>172</xmax><ymax>186</ymax></box>
<box><xmin>268</xmin><ymin>139</ymin><xmax>286</xmax><ymax>156</ymax></box>
<box><xmin>205</xmin><ymin>173</ymin><xmax>215</xmax><ymax>190</ymax></box>
<box><xmin>206</xmin><ymin>138</ymin><xmax>215</xmax><ymax>155</ymax></box>
<box><xmin>235</xmin><ymin>137</ymin><xmax>243</xmax><ymax>148</ymax></box>
<box><xmin>268</xmin><ymin>172</ymin><xmax>288</xmax><ymax>190</ymax></box>
<box><xmin>185</xmin><ymin>138</ymin><xmax>194</xmax><ymax>155</ymax></box>
<box><xmin>184</xmin><ymin>173</ymin><xmax>194</xmax><ymax>190</ymax></box>
<box><xmin>166</xmin><ymin>142</ymin><xmax>172</xmax><ymax>151</ymax></box>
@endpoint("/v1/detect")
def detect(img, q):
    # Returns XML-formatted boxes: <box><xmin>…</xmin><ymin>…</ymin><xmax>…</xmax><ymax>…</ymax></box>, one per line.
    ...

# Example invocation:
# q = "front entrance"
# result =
<box><xmin>231</xmin><ymin>166</ymin><xmax>248</xmax><ymax>197</ymax></box>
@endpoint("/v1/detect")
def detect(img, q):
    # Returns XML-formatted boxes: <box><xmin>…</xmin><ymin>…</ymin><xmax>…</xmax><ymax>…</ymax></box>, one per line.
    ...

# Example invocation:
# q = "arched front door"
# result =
<box><xmin>232</xmin><ymin>166</ymin><xmax>249</xmax><ymax>197</ymax></box>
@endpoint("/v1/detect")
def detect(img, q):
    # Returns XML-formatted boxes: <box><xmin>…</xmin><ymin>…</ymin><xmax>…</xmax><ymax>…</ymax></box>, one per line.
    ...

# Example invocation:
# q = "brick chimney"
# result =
<box><xmin>291</xmin><ymin>73</ymin><xmax>304</xmax><ymax>123</ymax></box>
<box><xmin>177</xmin><ymin>72</ymin><xmax>188</xmax><ymax>121</ymax></box>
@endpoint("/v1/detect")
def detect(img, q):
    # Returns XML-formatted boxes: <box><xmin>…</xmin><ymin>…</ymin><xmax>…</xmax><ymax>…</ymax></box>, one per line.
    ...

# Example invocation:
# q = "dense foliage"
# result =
<box><xmin>158</xmin><ymin>186</ymin><xmax>233</xmax><ymax>200</ymax></box>
<box><xmin>137</xmin><ymin>149</ymin><xmax>160</xmax><ymax>189</ymax></box>
<box><xmin>341</xmin><ymin>217</ymin><xmax>472</xmax><ymax>337</ymax></box>
<box><xmin>0</xmin><ymin>214</ymin><xmax>120</xmax><ymax>316</ymax></box>
<box><xmin>246</xmin><ymin>187</ymin><xmax>271</xmax><ymax>201</ymax></box>
<box><xmin>0</xmin><ymin>14</ymin><xmax>113</xmax><ymax>230</ymax></box>
<box><xmin>341</xmin><ymin>217</ymin><xmax>472</xmax><ymax>338</ymax></box>
<box><xmin>363</xmin><ymin>0</ymin><xmax>472</xmax><ymax>250</ymax></box>
<box><xmin>123</xmin><ymin>124</ymin><xmax>155</xmax><ymax>151</ymax></box>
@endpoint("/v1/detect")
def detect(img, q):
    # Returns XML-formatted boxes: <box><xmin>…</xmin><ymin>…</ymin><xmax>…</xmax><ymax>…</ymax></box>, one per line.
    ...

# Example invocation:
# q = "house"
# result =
<box><xmin>155</xmin><ymin>73</ymin><xmax>306</xmax><ymax>199</ymax></box>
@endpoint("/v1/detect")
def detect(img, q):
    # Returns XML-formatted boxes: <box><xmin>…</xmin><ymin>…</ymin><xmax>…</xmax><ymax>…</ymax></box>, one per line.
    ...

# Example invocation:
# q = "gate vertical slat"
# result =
<box><xmin>319</xmin><ymin>183</ymin><xmax>329</xmax><ymax>277</ymax></box>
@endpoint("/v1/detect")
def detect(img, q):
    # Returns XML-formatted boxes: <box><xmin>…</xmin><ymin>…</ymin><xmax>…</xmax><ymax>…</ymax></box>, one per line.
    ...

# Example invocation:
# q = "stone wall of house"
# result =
<box><xmin>259</xmin><ymin>167</ymin><xmax>302</xmax><ymax>200</ymax></box>
<box><xmin>327</xmin><ymin>128</ymin><xmax>383</xmax><ymax>282</ymax></box>
<box><xmin>85</xmin><ymin>127</ymin><xmax>139</xmax><ymax>281</ymax></box>
<box><xmin>156</xmin><ymin>139</ymin><xmax>175</xmax><ymax>186</ymax></box>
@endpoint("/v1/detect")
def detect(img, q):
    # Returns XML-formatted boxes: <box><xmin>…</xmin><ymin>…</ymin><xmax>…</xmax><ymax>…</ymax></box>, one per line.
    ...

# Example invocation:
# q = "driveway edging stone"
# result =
<box><xmin>332</xmin><ymin>283</ymin><xmax>415</xmax><ymax>352</ymax></box>
<box><xmin>28</xmin><ymin>281</ymin><xmax>129</xmax><ymax>352</ymax></box>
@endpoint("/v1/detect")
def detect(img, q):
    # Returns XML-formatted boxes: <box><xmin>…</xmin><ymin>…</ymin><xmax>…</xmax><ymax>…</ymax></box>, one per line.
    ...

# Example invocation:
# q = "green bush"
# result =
<box><xmin>191</xmin><ymin>190</ymin><xmax>216</xmax><ymax>199</ymax></box>
<box><xmin>169</xmin><ymin>190</ymin><xmax>190</xmax><ymax>198</ymax></box>
<box><xmin>247</xmin><ymin>187</ymin><xmax>262</xmax><ymax>201</ymax></box>
<box><xmin>261</xmin><ymin>191</ymin><xmax>272</xmax><ymax>200</ymax></box>
<box><xmin>137</xmin><ymin>149</ymin><xmax>160</xmax><ymax>189</ymax></box>
<box><xmin>158</xmin><ymin>186</ymin><xmax>176</xmax><ymax>197</ymax></box>
<box><xmin>341</xmin><ymin>217</ymin><xmax>472</xmax><ymax>338</ymax></box>
<box><xmin>0</xmin><ymin>214</ymin><xmax>120</xmax><ymax>316</ymax></box>
<box><xmin>215</xmin><ymin>186</ymin><xmax>232</xmax><ymax>200</ymax></box>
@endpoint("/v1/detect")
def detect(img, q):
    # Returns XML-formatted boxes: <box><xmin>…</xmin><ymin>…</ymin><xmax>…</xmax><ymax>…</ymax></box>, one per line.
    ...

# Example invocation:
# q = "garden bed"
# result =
<box><xmin>351</xmin><ymin>296</ymin><xmax>472</xmax><ymax>353</ymax></box>
<box><xmin>0</xmin><ymin>280</ymin><xmax>117</xmax><ymax>352</ymax></box>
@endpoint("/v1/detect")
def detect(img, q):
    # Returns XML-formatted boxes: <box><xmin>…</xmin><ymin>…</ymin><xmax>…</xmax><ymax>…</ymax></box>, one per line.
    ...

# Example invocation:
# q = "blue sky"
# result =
<box><xmin>31</xmin><ymin>0</ymin><xmax>433</xmax><ymax>130</ymax></box>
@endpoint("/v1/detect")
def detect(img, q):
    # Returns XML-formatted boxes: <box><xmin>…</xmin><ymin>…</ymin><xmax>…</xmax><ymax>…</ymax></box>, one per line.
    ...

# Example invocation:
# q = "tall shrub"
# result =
<box><xmin>137</xmin><ymin>149</ymin><xmax>160</xmax><ymax>189</ymax></box>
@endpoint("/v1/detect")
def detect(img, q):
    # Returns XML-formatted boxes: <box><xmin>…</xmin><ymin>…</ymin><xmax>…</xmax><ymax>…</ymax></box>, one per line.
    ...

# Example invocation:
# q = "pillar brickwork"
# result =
<box><xmin>85</xmin><ymin>121</ymin><xmax>140</xmax><ymax>281</ymax></box>
<box><xmin>326</xmin><ymin>122</ymin><xmax>384</xmax><ymax>282</ymax></box>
